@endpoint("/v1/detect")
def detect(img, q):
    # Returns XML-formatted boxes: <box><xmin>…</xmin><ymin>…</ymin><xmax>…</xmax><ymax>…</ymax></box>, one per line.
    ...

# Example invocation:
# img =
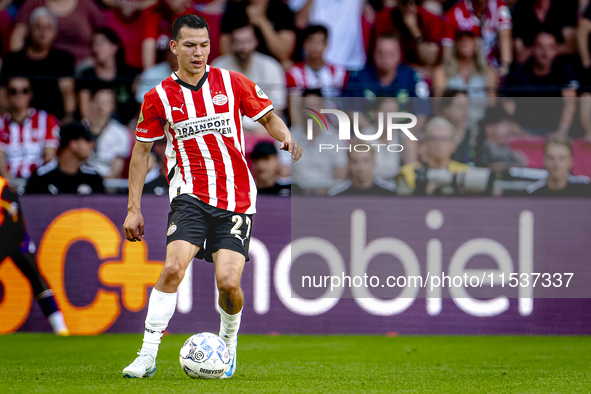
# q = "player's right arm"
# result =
<box><xmin>123</xmin><ymin>90</ymin><xmax>166</xmax><ymax>242</ymax></box>
<box><xmin>124</xmin><ymin>141</ymin><xmax>153</xmax><ymax>242</ymax></box>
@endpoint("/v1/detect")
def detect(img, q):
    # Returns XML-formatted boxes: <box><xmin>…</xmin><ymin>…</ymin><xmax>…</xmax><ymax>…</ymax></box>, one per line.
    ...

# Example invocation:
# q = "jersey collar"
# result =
<box><xmin>171</xmin><ymin>65</ymin><xmax>210</xmax><ymax>92</ymax></box>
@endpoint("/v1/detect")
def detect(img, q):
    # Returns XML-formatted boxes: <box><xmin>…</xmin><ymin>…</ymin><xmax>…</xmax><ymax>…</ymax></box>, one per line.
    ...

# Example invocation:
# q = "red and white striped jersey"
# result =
<box><xmin>286</xmin><ymin>62</ymin><xmax>348</xmax><ymax>97</ymax></box>
<box><xmin>135</xmin><ymin>65</ymin><xmax>274</xmax><ymax>214</ymax></box>
<box><xmin>0</xmin><ymin>108</ymin><xmax>60</xmax><ymax>178</ymax></box>
<box><xmin>442</xmin><ymin>0</ymin><xmax>512</xmax><ymax>67</ymax></box>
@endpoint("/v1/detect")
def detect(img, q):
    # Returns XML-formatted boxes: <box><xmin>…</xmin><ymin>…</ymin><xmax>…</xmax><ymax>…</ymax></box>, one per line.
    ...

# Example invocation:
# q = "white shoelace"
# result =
<box><xmin>131</xmin><ymin>351</ymin><xmax>154</xmax><ymax>369</ymax></box>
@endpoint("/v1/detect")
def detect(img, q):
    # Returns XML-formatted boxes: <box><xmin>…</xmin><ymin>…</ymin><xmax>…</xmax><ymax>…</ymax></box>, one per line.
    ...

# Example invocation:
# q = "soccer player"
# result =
<box><xmin>122</xmin><ymin>15</ymin><xmax>303</xmax><ymax>379</ymax></box>
<box><xmin>0</xmin><ymin>176</ymin><xmax>69</xmax><ymax>335</ymax></box>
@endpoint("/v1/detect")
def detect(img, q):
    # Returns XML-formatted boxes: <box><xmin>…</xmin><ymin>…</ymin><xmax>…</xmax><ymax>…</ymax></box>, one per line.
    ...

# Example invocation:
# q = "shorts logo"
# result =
<box><xmin>167</xmin><ymin>223</ymin><xmax>177</xmax><ymax>236</ymax></box>
<box><xmin>137</xmin><ymin>109</ymin><xmax>144</xmax><ymax>124</ymax></box>
<box><xmin>212</xmin><ymin>94</ymin><xmax>228</xmax><ymax>106</ymax></box>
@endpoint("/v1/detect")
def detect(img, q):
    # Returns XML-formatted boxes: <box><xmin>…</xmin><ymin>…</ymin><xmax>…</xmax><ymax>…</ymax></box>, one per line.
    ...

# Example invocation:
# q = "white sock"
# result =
<box><xmin>141</xmin><ymin>289</ymin><xmax>177</xmax><ymax>358</ymax></box>
<box><xmin>219</xmin><ymin>307</ymin><xmax>242</xmax><ymax>352</ymax></box>
<box><xmin>47</xmin><ymin>311</ymin><xmax>67</xmax><ymax>333</ymax></box>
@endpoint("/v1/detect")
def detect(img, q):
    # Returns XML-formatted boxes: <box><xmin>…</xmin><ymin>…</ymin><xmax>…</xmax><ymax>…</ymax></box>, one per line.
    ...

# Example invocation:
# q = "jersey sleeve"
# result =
<box><xmin>136</xmin><ymin>90</ymin><xmax>166</xmax><ymax>142</ymax></box>
<box><xmin>232</xmin><ymin>71</ymin><xmax>275</xmax><ymax>121</ymax></box>
<box><xmin>44</xmin><ymin>114</ymin><xmax>60</xmax><ymax>149</ymax></box>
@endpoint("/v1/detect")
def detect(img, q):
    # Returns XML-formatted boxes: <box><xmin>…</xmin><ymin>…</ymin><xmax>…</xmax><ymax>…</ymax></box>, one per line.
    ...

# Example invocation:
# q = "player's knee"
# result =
<box><xmin>162</xmin><ymin>259</ymin><xmax>185</xmax><ymax>285</ymax></box>
<box><xmin>217</xmin><ymin>275</ymin><xmax>240</xmax><ymax>295</ymax></box>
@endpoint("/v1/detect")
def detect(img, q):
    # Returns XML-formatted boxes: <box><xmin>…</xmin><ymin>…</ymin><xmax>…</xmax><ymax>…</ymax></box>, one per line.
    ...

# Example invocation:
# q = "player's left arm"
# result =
<box><xmin>258</xmin><ymin>111</ymin><xmax>303</xmax><ymax>163</ymax></box>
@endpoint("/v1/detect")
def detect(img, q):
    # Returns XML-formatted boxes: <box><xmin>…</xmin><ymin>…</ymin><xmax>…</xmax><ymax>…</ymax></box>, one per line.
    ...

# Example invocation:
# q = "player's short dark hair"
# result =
<box><xmin>172</xmin><ymin>14</ymin><xmax>210</xmax><ymax>41</ymax></box>
<box><xmin>303</xmin><ymin>25</ymin><xmax>328</xmax><ymax>41</ymax></box>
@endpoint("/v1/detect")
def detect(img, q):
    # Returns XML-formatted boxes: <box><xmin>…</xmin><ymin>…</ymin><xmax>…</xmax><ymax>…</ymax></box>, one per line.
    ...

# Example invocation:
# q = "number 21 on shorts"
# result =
<box><xmin>230</xmin><ymin>215</ymin><xmax>251</xmax><ymax>244</ymax></box>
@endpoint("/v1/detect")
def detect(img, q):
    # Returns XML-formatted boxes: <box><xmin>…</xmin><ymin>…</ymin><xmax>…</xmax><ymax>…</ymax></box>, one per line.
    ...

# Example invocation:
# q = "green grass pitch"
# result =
<box><xmin>1</xmin><ymin>334</ymin><xmax>590</xmax><ymax>393</ymax></box>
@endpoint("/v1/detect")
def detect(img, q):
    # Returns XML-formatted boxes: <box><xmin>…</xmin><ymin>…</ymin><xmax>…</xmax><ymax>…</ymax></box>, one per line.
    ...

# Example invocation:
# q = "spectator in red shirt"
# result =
<box><xmin>286</xmin><ymin>25</ymin><xmax>347</xmax><ymax>98</ymax></box>
<box><xmin>141</xmin><ymin>0</ymin><xmax>195</xmax><ymax>69</ymax></box>
<box><xmin>442</xmin><ymin>0</ymin><xmax>512</xmax><ymax>75</ymax></box>
<box><xmin>11</xmin><ymin>0</ymin><xmax>106</xmax><ymax>68</ymax></box>
<box><xmin>369</xmin><ymin>0</ymin><xmax>445</xmax><ymax>67</ymax></box>
<box><xmin>104</xmin><ymin>0</ymin><xmax>158</xmax><ymax>70</ymax></box>
<box><xmin>0</xmin><ymin>77</ymin><xmax>60</xmax><ymax>180</ymax></box>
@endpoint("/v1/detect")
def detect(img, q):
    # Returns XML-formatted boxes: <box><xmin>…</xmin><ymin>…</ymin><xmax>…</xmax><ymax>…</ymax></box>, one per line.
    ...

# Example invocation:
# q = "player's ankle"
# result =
<box><xmin>140</xmin><ymin>343</ymin><xmax>158</xmax><ymax>359</ymax></box>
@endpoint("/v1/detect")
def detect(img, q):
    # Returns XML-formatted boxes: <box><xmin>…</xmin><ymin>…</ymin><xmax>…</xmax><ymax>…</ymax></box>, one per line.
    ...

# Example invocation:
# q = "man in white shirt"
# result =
<box><xmin>84</xmin><ymin>89</ymin><xmax>131</xmax><ymax>178</ymax></box>
<box><xmin>288</xmin><ymin>0</ymin><xmax>366</xmax><ymax>71</ymax></box>
<box><xmin>212</xmin><ymin>23</ymin><xmax>286</xmax><ymax>133</ymax></box>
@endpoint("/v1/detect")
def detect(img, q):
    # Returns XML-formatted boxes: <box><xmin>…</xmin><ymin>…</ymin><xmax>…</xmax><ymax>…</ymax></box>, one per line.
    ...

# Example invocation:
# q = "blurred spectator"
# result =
<box><xmin>329</xmin><ymin>144</ymin><xmax>397</xmax><ymax>196</ymax></box>
<box><xmin>475</xmin><ymin>106</ymin><xmax>526</xmax><ymax>171</ymax></box>
<box><xmin>512</xmin><ymin>0</ymin><xmax>577</xmax><ymax>65</ymax></box>
<box><xmin>397</xmin><ymin>117</ymin><xmax>469</xmax><ymax>195</ymax></box>
<box><xmin>104</xmin><ymin>0</ymin><xmax>157</xmax><ymax>70</ymax></box>
<box><xmin>1</xmin><ymin>7</ymin><xmax>76</xmax><ymax>120</ymax></box>
<box><xmin>369</xmin><ymin>0</ymin><xmax>445</xmax><ymax>67</ymax></box>
<box><xmin>26</xmin><ymin>122</ymin><xmax>104</xmax><ymax>194</ymax></box>
<box><xmin>343</xmin><ymin>34</ymin><xmax>430</xmax><ymax>164</ymax></box>
<box><xmin>289</xmin><ymin>0</ymin><xmax>365</xmax><ymax>71</ymax></box>
<box><xmin>142</xmin><ymin>0</ymin><xmax>195</xmax><ymax>70</ymax></box>
<box><xmin>527</xmin><ymin>134</ymin><xmax>591</xmax><ymax>196</ymax></box>
<box><xmin>344</xmin><ymin>35</ymin><xmax>429</xmax><ymax>107</ymax></box>
<box><xmin>438</xmin><ymin>90</ymin><xmax>475</xmax><ymax>165</ymax></box>
<box><xmin>343</xmin><ymin>34</ymin><xmax>430</xmax><ymax>112</ymax></box>
<box><xmin>442</xmin><ymin>0</ymin><xmax>512</xmax><ymax>75</ymax></box>
<box><xmin>11</xmin><ymin>0</ymin><xmax>106</xmax><ymax>67</ymax></box>
<box><xmin>83</xmin><ymin>89</ymin><xmax>131</xmax><ymax>179</ymax></box>
<box><xmin>366</xmin><ymin>98</ymin><xmax>403</xmax><ymax>181</ymax></box>
<box><xmin>135</xmin><ymin>50</ymin><xmax>178</xmax><ymax>103</ymax></box>
<box><xmin>0</xmin><ymin>77</ymin><xmax>60</xmax><ymax>179</ymax></box>
<box><xmin>250</xmin><ymin>141</ymin><xmax>291</xmax><ymax>196</ymax></box>
<box><xmin>193</xmin><ymin>0</ymin><xmax>229</xmax><ymax>62</ymax></box>
<box><xmin>221</xmin><ymin>0</ymin><xmax>296</xmax><ymax>67</ymax></box>
<box><xmin>76</xmin><ymin>27</ymin><xmax>139</xmax><ymax>125</ymax></box>
<box><xmin>212</xmin><ymin>23</ymin><xmax>286</xmax><ymax>126</ymax></box>
<box><xmin>433</xmin><ymin>31</ymin><xmax>497</xmax><ymax>127</ymax></box>
<box><xmin>290</xmin><ymin>89</ymin><xmax>347</xmax><ymax>192</ymax></box>
<box><xmin>503</xmin><ymin>31</ymin><xmax>578</xmax><ymax>136</ymax></box>
<box><xmin>286</xmin><ymin>25</ymin><xmax>347</xmax><ymax>98</ymax></box>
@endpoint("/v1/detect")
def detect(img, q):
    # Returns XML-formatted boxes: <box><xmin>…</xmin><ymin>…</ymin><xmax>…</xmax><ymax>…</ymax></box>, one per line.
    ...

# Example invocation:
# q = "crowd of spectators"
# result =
<box><xmin>0</xmin><ymin>0</ymin><xmax>590</xmax><ymax>197</ymax></box>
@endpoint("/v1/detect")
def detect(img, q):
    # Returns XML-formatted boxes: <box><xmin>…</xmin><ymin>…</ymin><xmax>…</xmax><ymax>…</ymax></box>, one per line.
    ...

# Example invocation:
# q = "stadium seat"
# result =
<box><xmin>508</xmin><ymin>137</ymin><xmax>546</xmax><ymax>169</ymax></box>
<box><xmin>572</xmin><ymin>138</ymin><xmax>591</xmax><ymax>177</ymax></box>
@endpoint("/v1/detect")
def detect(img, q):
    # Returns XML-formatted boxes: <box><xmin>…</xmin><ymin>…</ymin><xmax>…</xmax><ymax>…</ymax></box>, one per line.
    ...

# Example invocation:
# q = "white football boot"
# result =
<box><xmin>220</xmin><ymin>340</ymin><xmax>237</xmax><ymax>379</ymax></box>
<box><xmin>122</xmin><ymin>351</ymin><xmax>156</xmax><ymax>378</ymax></box>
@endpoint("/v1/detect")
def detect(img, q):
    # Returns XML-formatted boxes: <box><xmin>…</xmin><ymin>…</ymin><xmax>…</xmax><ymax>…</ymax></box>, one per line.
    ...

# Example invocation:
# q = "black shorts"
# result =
<box><xmin>166</xmin><ymin>194</ymin><xmax>253</xmax><ymax>263</ymax></box>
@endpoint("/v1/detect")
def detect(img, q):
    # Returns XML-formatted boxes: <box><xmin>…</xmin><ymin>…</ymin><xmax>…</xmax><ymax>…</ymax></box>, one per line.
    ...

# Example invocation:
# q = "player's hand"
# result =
<box><xmin>280</xmin><ymin>139</ymin><xmax>303</xmax><ymax>163</ymax></box>
<box><xmin>123</xmin><ymin>210</ymin><xmax>144</xmax><ymax>242</ymax></box>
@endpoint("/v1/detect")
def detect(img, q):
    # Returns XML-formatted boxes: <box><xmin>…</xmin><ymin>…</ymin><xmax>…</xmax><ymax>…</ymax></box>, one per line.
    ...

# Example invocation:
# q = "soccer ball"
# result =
<box><xmin>179</xmin><ymin>332</ymin><xmax>231</xmax><ymax>379</ymax></box>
